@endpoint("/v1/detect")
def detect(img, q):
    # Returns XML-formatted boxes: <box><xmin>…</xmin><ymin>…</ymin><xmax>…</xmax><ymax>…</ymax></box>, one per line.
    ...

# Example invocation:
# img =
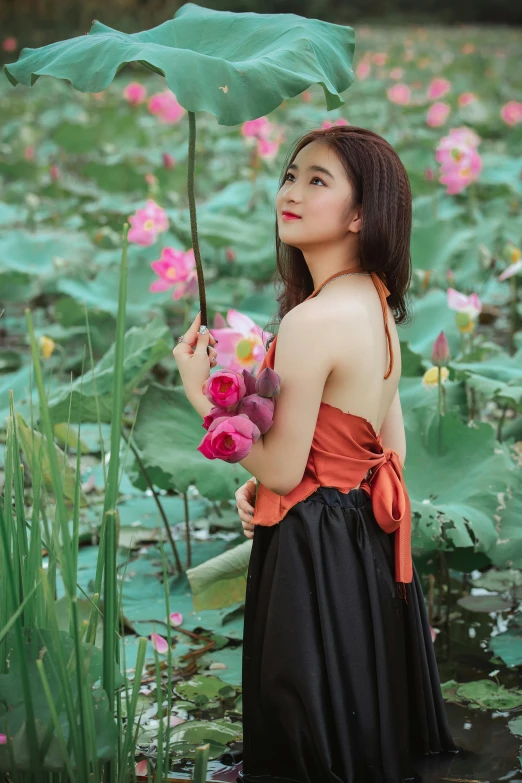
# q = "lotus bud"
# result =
<box><xmin>431</xmin><ymin>331</ymin><xmax>450</xmax><ymax>365</ymax></box>
<box><xmin>256</xmin><ymin>367</ymin><xmax>281</xmax><ymax>398</ymax></box>
<box><xmin>237</xmin><ymin>394</ymin><xmax>275</xmax><ymax>434</ymax></box>
<box><xmin>241</xmin><ymin>368</ymin><xmax>258</xmax><ymax>396</ymax></box>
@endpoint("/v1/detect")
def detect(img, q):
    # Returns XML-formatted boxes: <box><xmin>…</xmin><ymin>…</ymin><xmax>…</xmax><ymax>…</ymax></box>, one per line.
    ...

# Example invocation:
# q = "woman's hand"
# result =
<box><xmin>172</xmin><ymin>310</ymin><xmax>219</xmax><ymax>396</ymax></box>
<box><xmin>236</xmin><ymin>477</ymin><xmax>257</xmax><ymax>539</ymax></box>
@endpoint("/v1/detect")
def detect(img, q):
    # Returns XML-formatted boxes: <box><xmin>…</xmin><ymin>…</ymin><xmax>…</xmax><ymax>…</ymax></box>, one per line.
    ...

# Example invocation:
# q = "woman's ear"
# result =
<box><xmin>348</xmin><ymin>207</ymin><xmax>362</xmax><ymax>234</ymax></box>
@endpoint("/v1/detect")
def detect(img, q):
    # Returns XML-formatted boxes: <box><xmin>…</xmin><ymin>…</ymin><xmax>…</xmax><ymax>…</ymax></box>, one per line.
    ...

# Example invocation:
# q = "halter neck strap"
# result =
<box><xmin>306</xmin><ymin>267</ymin><xmax>394</xmax><ymax>379</ymax></box>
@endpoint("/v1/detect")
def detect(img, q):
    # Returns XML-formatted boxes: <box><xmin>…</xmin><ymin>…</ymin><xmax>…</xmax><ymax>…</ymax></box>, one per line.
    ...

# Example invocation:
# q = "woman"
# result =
<box><xmin>234</xmin><ymin>126</ymin><xmax>460</xmax><ymax>782</ymax></box>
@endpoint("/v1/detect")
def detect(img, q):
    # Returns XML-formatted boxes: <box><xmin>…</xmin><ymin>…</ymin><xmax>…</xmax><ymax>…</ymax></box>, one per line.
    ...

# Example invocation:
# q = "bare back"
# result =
<box><xmin>310</xmin><ymin>275</ymin><xmax>401</xmax><ymax>435</ymax></box>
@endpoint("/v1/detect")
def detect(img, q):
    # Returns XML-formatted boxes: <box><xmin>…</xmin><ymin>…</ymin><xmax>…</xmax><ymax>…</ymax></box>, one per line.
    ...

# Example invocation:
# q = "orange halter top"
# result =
<box><xmin>252</xmin><ymin>266</ymin><xmax>413</xmax><ymax>596</ymax></box>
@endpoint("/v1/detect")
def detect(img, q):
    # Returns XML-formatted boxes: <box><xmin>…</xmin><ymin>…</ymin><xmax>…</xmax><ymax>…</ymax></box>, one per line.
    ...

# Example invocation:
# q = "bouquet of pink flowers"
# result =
<box><xmin>197</xmin><ymin>366</ymin><xmax>281</xmax><ymax>463</ymax></box>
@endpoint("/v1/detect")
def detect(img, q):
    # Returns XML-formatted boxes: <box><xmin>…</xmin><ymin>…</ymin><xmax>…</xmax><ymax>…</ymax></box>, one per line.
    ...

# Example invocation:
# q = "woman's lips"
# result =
<box><xmin>282</xmin><ymin>213</ymin><xmax>302</xmax><ymax>220</ymax></box>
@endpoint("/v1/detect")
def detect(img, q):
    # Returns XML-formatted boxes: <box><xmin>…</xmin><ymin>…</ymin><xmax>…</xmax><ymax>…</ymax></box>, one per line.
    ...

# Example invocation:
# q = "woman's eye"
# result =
<box><xmin>283</xmin><ymin>173</ymin><xmax>325</xmax><ymax>185</ymax></box>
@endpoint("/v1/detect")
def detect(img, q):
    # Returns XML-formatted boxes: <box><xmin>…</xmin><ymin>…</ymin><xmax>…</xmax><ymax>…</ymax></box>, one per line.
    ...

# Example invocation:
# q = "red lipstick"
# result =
<box><xmin>282</xmin><ymin>211</ymin><xmax>302</xmax><ymax>220</ymax></box>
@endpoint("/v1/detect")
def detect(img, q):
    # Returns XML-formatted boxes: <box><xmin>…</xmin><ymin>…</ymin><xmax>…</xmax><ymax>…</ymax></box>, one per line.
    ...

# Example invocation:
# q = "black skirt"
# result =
<box><xmin>238</xmin><ymin>486</ymin><xmax>460</xmax><ymax>783</ymax></box>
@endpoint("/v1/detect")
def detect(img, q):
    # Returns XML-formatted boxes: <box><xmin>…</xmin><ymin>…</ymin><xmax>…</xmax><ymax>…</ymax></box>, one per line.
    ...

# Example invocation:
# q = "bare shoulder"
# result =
<box><xmin>290</xmin><ymin>288</ymin><xmax>373</xmax><ymax>364</ymax></box>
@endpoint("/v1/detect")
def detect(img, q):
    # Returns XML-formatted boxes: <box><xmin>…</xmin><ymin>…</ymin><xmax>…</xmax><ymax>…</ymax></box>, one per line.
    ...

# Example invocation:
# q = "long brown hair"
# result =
<box><xmin>263</xmin><ymin>125</ymin><xmax>413</xmax><ymax>350</ymax></box>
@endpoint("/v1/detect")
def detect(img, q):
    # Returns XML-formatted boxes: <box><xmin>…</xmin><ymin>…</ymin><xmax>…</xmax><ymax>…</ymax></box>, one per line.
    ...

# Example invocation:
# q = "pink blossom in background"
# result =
<box><xmin>162</xmin><ymin>152</ymin><xmax>176</xmax><ymax>169</ymax></box>
<box><xmin>2</xmin><ymin>37</ymin><xmax>17</xmax><ymax>52</ymax></box>
<box><xmin>498</xmin><ymin>259</ymin><xmax>522</xmax><ymax>281</ymax></box>
<box><xmin>258</xmin><ymin>136</ymin><xmax>281</xmax><ymax>160</ymax></box>
<box><xmin>241</xmin><ymin>117</ymin><xmax>272</xmax><ymax>140</ymax></box>
<box><xmin>387</xmin><ymin>83</ymin><xmax>411</xmax><ymax>105</ymax></box>
<box><xmin>205</xmin><ymin>309</ymin><xmax>272</xmax><ymax>372</ymax></box>
<box><xmin>169</xmin><ymin>612</ymin><xmax>183</xmax><ymax>626</ymax></box>
<box><xmin>426</xmin><ymin>102</ymin><xmax>451</xmax><ymax>127</ymax></box>
<box><xmin>439</xmin><ymin>152</ymin><xmax>482</xmax><ymax>194</ymax></box>
<box><xmin>128</xmin><ymin>199</ymin><xmax>169</xmax><ymax>245</ymax></box>
<box><xmin>149</xmin><ymin>247</ymin><xmax>198</xmax><ymax>300</ymax></box>
<box><xmin>435</xmin><ymin>126</ymin><xmax>482</xmax><ymax>195</ymax></box>
<box><xmin>425</xmin><ymin>168</ymin><xmax>435</xmax><ymax>181</ymax></box>
<box><xmin>123</xmin><ymin>81</ymin><xmax>147</xmax><ymax>105</ymax></box>
<box><xmin>301</xmin><ymin>90</ymin><xmax>312</xmax><ymax>102</ymax></box>
<box><xmin>356</xmin><ymin>62</ymin><xmax>371</xmax><ymax>80</ymax></box>
<box><xmin>500</xmin><ymin>101</ymin><xmax>522</xmax><ymax>127</ymax></box>
<box><xmin>148</xmin><ymin>90</ymin><xmax>186</xmax><ymax>124</ymax></box>
<box><xmin>447</xmin><ymin>287</ymin><xmax>482</xmax><ymax>319</ymax></box>
<box><xmin>225</xmin><ymin>247</ymin><xmax>236</xmax><ymax>262</ymax></box>
<box><xmin>144</xmin><ymin>173</ymin><xmax>157</xmax><ymax>186</ymax></box>
<box><xmin>24</xmin><ymin>146</ymin><xmax>35</xmax><ymax>161</ymax></box>
<box><xmin>373</xmin><ymin>52</ymin><xmax>388</xmax><ymax>66</ymax></box>
<box><xmin>150</xmin><ymin>633</ymin><xmax>168</xmax><ymax>654</ymax></box>
<box><xmin>427</xmin><ymin>77</ymin><xmax>451</xmax><ymax>100</ymax></box>
<box><xmin>388</xmin><ymin>67</ymin><xmax>404</xmax><ymax>80</ymax></box>
<box><xmin>49</xmin><ymin>164</ymin><xmax>60</xmax><ymax>182</ymax></box>
<box><xmin>322</xmin><ymin>118</ymin><xmax>350</xmax><ymax>129</ymax></box>
<box><xmin>0</xmin><ymin>734</ymin><xmax>6</xmax><ymax>745</ymax></box>
<box><xmin>458</xmin><ymin>92</ymin><xmax>476</xmax><ymax>107</ymax></box>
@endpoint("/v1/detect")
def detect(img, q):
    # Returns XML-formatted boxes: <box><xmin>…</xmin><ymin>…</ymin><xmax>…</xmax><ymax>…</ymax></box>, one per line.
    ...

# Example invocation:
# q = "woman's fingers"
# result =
<box><xmin>236</xmin><ymin>484</ymin><xmax>256</xmax><ymax>538</ymax></box>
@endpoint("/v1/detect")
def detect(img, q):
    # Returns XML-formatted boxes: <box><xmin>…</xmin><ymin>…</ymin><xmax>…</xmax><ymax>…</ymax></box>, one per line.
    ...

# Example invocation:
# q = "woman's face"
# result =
<box><xmin>275</xmin><ymin>140</ymin><xmax>361</xmax><ymax>250</ymax></box>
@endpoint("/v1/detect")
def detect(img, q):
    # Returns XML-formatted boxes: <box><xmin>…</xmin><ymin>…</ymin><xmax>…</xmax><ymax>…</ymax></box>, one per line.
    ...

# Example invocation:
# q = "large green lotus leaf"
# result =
<box><xmin>410</xmin><ymin>219</ymin><xmax>474</xmax><ymax>273</ymax></box>
<box><xmin>45</xmin><ymin>317</ymin><xmax>172</xmax><ymax>425</ymax></box>
<box><xmin>404</xmin><ymin>408</ymin><xmax>518</xmax><ymax>561</ymax></box>
<box><xmin>487</xmin><ymin>472</ymin><xmax>522</xmax><ymax>570</ymax></box>
<box><xmin>131</xmin><ymin>382</ymin><xmax>251</xmax><ymax>499</ymax></box>
<box><xmin>186</xmin><ymin>539</ymin><xmax>252</xmax><ymax>612</ymax></box>
<box><xmin>4</xmin><ymin>3</ymin><xmax>355</xmax><ymax>126</ymax></box>
<box><xmin>453</xmin><ymin>355</ymin><xmax>522</xmax><ymax>385</ymax></box>
<box><xmin>0</xmin><ymin>229</ymin><xmax>93</xmax><ymax>278</ymax></box>
<box><xmin>397</xmin><ymin>289</ymin><xmax>461</xmax><ymax>361</ymax></box>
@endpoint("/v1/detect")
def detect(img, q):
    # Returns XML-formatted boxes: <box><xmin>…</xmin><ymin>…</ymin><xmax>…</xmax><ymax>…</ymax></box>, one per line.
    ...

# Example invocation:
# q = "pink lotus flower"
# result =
<box><xmin>427</xmin><ymin>77</ymin><xmax>451</xmax><ymax>100</ymax></box>
<box><xmin>49</xmin><ymin>164</ymin><xmax>60</xmax><ymax>182</ymax></box>
<box><xmin>149</xmin><ymin>247</ymin><xmax>198</xmax><ymax>300</ymax></box>
<box><xmin>197</xmin><ymin>415</ymin><xmax>261</xmax><ymax>463</ymax></box>
<box><xmin>430</xmin><ymin>626</ymin><xmax>439</xmax><ymax>643</ymax></box>
<box><xmin>145</xmin><ymin>173</ymin><xmax>157</xmax><ymax>186</ymax></box>
<box><xmin>148</xmin><ymin>91</ymin><xmax>186</xmax><ymax>124</ymax></box>
<box><xmin>2</xmin><ymin>37</ymin><xmax>17</xmax><ymax>52</ymax></box>
<box><xmin>162</xmin><ymin>152</ymin><xmax>176</xmax><ymax>169</ymax></box>
<box><xmin>204</xmin><ymin>369</ymin><xmax>247</xmax><ymax>408</ymax></box>
<box><xmin>356</xmin><ymin>62</ymin><xmax>371</xmax><ymax>80</ymax></box>
<box><xmin>322</xmin><ymin>118</ymin><xmax>350</xmax><ymax>130</ymax></box>
<box><xmin>447</xmin><ymin>287</ymin><xmax>482</xmax><ymax>319</ymax></box>
<box><xmin>458</xmin><ymin>92</ymin><xmax>476</xmax><ymax>107</ymax></box>
<box><xmin>435</xmin><ymin>127</ymin><xmax>482</xmax><ymax>195</ymax></box>
<box><xmin>498</xmin><ymin>260</ymin><xmax>522</xmax><ymax>281</ymax></box>
<box><xmin>387</xmin><ymin>84</ymin><xmax>411</xmax><ymax>105</ymax></box>
<box><xmin>204</xmin><ymin>310</ymin><xmax>272</xmax><ymax>373</ymax></box>
<box><xmin>24</xmin><ymin>146</ymin><xmax>35</xmax><ymax>161</ymax></box>
<box><xmin>301</xmin><ymin>91</ymin><xmax>312</xmax><ymax>102</ymax></box>
<box><xmin>225</xmin><ymin>247</ymin><xmax>236</xmax><ymax>262</ymax></box>
<box><xmin>123</xmin><ymin>81</ymin><xmax>147</xmax><ymax>105</ymax></box>
<box><xmin>426</xmin><ymin>102</ymin><xmax>451</xmax><ymax>127</ymax></box>
<box><xmin>128</xmin><ymin>199</ymin><xmax>169</xmax><ymax>246</ymax></box>
<box><xmin>241</xmin><ymin>117</ymin><xmax>272</xmax><ymax>140</ymax></box>
<box><xmin>431</xmin><ymin>331</ymin><xmax>450</xmax><ymax>365</ymax></box>
<box><xmin>150</xmin><ymin>633</ymin><xmax>169</xmax><ymax>654</ymax></box>
<box><xmin>258</xmin><ymin>136</ymin><xmax>281</xmax><ymax>160</ymax></box>
<box><xmin>498</xmin><ymin>245</ymin><xmax>522</xmax><ymax>281</ymax></box>
<box><xmin>500</xmin><ymin>101</ymin><xmax>522</xmax><ymax>127</ymax></box>
<box><xmin>169</xmin><ymin>612</ymin><xmax>183</xmax><ymax>626</ymax></box>
<box><xmin>373</xmin><ymin>52</ymin><xmax>388</xmax><ymax>66</ymax></box>
<box><xmin>439</xmin><ymin>152</ymin><xmax>482</xmax><ymax>195</ymax></box>
<box><xmin>0</xmin><ymin>734</ymin><xmax>6</xmax><ymax>745</ymax></box>
<box><xmin>388</xmin><ymin>67</ymin><xmax>404</xmax><ymax>80</ymax></box>
<box><xmin>425</xmin><ymin>168</ymin><xmax>435</xmax><ymax>181</ymax></box>
<box><xmin>237</xmin><ymin>393</ymin><xmax>275</xmax><ymax>435</ymax></box>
